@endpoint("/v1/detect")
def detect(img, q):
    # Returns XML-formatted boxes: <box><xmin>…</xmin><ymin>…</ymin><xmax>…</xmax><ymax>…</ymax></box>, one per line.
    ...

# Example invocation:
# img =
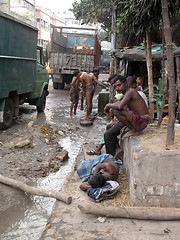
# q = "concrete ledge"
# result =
<box><xmin>123</xmin><ymin>136</ymin><xmax>180</xmax><ymax>208</ymax></box>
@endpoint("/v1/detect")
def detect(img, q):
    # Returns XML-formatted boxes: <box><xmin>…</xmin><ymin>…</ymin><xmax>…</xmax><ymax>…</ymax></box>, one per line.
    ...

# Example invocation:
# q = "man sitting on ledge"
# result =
<box><xmin>104</xmin><ymin>75</ymin><xmax>150</xmax><ymax>139</ymax></box>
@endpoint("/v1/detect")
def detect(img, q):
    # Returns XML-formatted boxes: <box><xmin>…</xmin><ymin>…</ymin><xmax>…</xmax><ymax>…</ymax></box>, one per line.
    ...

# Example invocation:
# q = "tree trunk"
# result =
<box><xmin>110</xmin><ymin>1</ymin><xmax>116</xmax><ymax>74</ymax></box>
<box><xmin>161</xmin><ymin>0</ymin><xmax>176</xmax><ymax>146</ymax></box>
<box><xmin>0</xmin><ymin>174</ymin><xmax>72</xmax><ymax>204</ymax></box>
<box><xmin>146</xmin><ymin>32</ymin><xmax>154</xmax><ymax>122</ymax></box>
<box><xmin>176</xmin><ymin>56</ymin><xmax>180</xmax><ymax>122</ymax></box>
<box><xmin>78</xmin><ymin>203</ymin><xmax>180</xmax><ymax>220</ymax></box>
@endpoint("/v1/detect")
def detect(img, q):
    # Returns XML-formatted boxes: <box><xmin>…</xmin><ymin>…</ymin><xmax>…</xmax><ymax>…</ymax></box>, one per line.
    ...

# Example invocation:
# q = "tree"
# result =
<box><xmin>161</xmin><ymin>0</ymin><xmax>176</xmax><ymax>145</ymax></box>
<box><xmin>72</xmin><ymin>0</ymin><xmax>180</xmax><ymax>144</ymax></box>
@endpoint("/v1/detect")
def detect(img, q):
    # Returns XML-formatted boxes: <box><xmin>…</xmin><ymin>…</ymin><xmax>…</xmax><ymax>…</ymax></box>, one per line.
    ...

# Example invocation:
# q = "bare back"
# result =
<box><xmin>79</xmin><ymin>72</ymin><xmax>93</xmax><ymax>87</ymax></box>
<box><xmin>124</xmin><ymin>88</ymin><xmax>148</xmax><ymax>115</ymax></box>
<box><xmin>111</xmin><ymin>88</ymin><xmax>149</xmax><ymax>116</ymax></box>
<box><xmin>71</xmin><ymin>76</ymin><xmax>80</xmax><ymax>89</ymax></box>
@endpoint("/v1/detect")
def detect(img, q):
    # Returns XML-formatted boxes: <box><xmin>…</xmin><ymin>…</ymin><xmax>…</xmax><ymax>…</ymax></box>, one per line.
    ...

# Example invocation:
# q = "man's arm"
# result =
<box><xmin>104</xmin><ymin>90</ymin><xmax>132</xmax><ymax>114</ymax></box>
<box><xmin>79</xmin><ymin>183</ymin><xmax>92</xmax><ymax>191</ymax></box>
<box><xmin>72</xmin><ymin>76</ymin><xmax>79</xmax><ymax>88</ymax></box>
<box><xmin>93</xmin><ymin>163</ymin><xmax>104</xmax><ymax>174</ymax></box>
<box><xmin>79</xmin><ymin>75</ymin><xmax>85</xmax><ymax>93</ymax></box>
<box><xmin>90</xmin><ymin>73</ymin><xmax>108</xmax><ymax>90</ymax></box>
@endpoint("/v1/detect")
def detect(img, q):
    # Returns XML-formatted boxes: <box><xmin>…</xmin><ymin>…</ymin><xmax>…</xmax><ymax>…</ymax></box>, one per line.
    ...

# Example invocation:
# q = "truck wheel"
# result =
<box><xmin>0</xmin><ymin>98</ymin><xmax>14</xmax><ymax>129</ymax></box>
<box><xmin>58</xmin><ymin>82</ymin><xmax>64</xmax><ymax>89</ymax></box>
<box><xmin>53</xmin><ymin>82</ymin><xmax>58</xmax><ymax>89</ymax></box>
<box><xmin>37</xmin><ymin>90</ymin><xmax>46</xmax><ymax>113</ymax></box>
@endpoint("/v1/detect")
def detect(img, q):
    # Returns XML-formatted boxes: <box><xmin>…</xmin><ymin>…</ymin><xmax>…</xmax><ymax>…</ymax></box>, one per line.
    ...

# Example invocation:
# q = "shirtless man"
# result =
<box><xmin>74</xmin><ymin>70</ymin><xmax>108</xmax><ymax>120</ymax></box>
<box><xmin>104</xmin><ymin>75</ymin><xmax>150</xmax><ymax>139</ymax></box>
<box><xmin>79</xmin><ymin>157</ymin><xmax>120</xmax><ymax>191</ymax></box>
<box><xmin>70</xmin><ymin>72</ymin><xmax>81</xmax><ymax>116</ymax></box>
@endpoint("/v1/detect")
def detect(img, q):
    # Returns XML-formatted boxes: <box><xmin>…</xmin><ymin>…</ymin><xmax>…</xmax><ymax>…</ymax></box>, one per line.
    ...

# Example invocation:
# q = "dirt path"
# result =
<box><xmin>140</xmin><ymin>122</ymin><xmax>180</xmax><ymax>151</ymax></box>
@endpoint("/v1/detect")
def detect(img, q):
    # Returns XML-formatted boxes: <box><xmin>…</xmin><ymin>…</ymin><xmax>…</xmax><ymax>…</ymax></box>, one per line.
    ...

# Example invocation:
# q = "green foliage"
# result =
<box><xmin>118</xmin><ymin>0</ymin><xmax>180</xmax><ymax>36</ymax></box>
<box><xmin>71</xmin><ymin>0</ymin><xmax>119</xmax><ymax>31</ymax></box>
<box><xmin>71</xmin><ymin>0</ymin><xmax>180</xmax><ymax>44</ymax></box>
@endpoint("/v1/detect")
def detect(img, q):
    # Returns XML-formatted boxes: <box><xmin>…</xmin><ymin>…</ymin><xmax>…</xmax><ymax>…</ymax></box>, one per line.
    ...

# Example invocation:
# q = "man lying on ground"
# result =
<box><xmin>104</xmin><ymin>75</ymin><xmax>150</xmax><ymax>139</ymax></box>
<box><xmin>77</xmin><ymin>154</ymin><xmax>122</xmax><ymax>190</ymax></box>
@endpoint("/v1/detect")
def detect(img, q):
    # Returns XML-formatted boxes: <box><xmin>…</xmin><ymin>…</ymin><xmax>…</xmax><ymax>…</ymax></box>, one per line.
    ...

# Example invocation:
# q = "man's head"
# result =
<box><xmin>108</xmin><ymin>74</ymin><xmax>117</xmax><ymax>86</ymax></box>
<box><xmin>126</xmin><ymin>76</ymin><xmax>137</xmax><ymax>89</ymax></box>
<box><xmin>136</xmin><ymin>75</ymin><xmax>143</xmax><ymax>86</ymax></box>
<box><xmin>73</xmin><ymin>69</ymin><xmax>80</xmax><ymax>77</ymax></box>
<box><xmin>113</xmin><ymin>75</ymin><xmax>127</xmax><ymax>94</ymax></box>
<box><xmin>92</xmin><ymin>68</ymin><xmax>99</xmax><ymax>77</ymax></box>
<box><xmin>88</xmin><ymin>173</ymin><xmax>106</xmax><ymax>188</ymax></box>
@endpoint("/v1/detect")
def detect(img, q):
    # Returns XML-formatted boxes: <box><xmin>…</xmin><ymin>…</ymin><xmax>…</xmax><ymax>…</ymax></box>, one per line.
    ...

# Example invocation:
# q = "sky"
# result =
<box><xmin>36</xmin><ymin>0</ymin><xmax>78</xmax><ymax>11</ymax></box>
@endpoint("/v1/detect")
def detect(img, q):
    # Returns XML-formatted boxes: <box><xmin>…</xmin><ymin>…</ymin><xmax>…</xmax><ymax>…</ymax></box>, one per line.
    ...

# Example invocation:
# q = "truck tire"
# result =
<box><xmin>53</xmin><ymin>82</ymin><xmax>58</xmax><ymax>89</ymax></box>
<box><xmin>58</xmin><ymin>82</ymin><xmax>65</xmax><ymax>89</ymax></box>
<box><xmin>37</xmin><ymin>90</ymin><xmax>46</xmax><ymax>113</ymax></box>
<box><xmin>0</xmin><ymin>97</ymin><xmax>14</xmax><ymax>130</ymax></box>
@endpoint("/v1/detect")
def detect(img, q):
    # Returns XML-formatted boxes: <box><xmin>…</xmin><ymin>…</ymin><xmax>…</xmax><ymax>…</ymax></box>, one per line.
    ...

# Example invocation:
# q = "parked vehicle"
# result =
<box><xmin>49</xmin><ymin>26</ymin><xmax>101</xmax><ymax>89</ymax></box>
<box><xmin>0</xmin><ymin>11</ymin><xmax>49</xmax><ymax>129</ymax></box>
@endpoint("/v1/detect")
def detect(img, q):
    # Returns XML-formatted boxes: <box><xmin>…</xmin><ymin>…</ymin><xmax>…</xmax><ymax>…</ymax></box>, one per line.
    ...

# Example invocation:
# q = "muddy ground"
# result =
<box><xmin>0</xmin><ymin>119</ymin><xmax>78</xmax><ymax>183</ymax></box>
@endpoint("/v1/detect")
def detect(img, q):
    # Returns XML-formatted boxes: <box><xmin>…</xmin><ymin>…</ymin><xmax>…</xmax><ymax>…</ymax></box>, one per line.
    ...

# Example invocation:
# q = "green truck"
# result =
<box><xmin>0</xmin><ymin>11</ymin><xmax>49</xmax><ymax>129</ymax></box>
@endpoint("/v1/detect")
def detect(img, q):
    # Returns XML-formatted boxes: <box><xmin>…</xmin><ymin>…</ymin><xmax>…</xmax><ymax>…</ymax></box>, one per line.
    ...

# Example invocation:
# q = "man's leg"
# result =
<box><xmin>114</xmin><ymin>109</ymin><xmax>143</xmax><ymax>139</ymax></box>
<box><xmin>81</xmin><ymin>91</ymin><xmax>91</xmax><ymax>120</ymax></box>
<box><xmin>74</xmin><ymin>100</ymin><xmax>78</xmax><ymax>115</ymax></box>
<box><xmin>80</xmin><ymin>94</ymin><xmax>84</xmax><ymax>111</ymax></box>
<box><xmin>113</xmin><ymin>109</ymin><xmax>134</xmax><ymax>130</ymax></box>
<box><xmin>70</xmin><ymin>99</ymin><xmax>75</xmax><ymax>116</ymax></box>
<box><xmin>104</xmin><ymin>122</ymin><xmax>124</xmax><ymax>156</ymax></box>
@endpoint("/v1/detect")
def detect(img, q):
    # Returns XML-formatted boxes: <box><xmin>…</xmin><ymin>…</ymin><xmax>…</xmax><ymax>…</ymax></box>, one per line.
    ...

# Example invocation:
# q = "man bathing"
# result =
<box><xmin>73</xmin><ymin>70</ymin><xmax>108</xmax><ymax>120</ymax></box>
<box><xmin>70</xmin><ymin>73</ymin><xmax>81</xmax><ymax>116</ymax></box>
<box><xmin>104</xmin><ymin>75</ymin><xmax>150</xmax><ymax>139</ymax></box>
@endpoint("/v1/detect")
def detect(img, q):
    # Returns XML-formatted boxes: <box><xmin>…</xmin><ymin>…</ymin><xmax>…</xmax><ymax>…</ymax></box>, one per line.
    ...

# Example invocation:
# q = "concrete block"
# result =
<box><xmin>123</xmin><ymin>135</ymin><xmax>180</xmax><ymax>207</ymax></box>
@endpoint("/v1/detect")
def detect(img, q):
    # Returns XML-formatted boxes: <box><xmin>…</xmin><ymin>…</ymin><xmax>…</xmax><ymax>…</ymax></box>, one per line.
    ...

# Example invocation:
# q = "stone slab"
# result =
<box><xmin>123</xmin><ymin>136</ymin><xmax>180</xmax><ymax>208</ymax></box>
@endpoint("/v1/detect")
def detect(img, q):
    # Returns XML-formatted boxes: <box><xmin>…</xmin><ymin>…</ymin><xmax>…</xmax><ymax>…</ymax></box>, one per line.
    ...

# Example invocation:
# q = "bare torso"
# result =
<box><xmin>125</xmin><ymin>88</ymin><xmax>149</xmax><ymax>115</ymax></box>
<box><xmin>71</xmin><ymin>76</ymin><xmax>80</xmax><ymax>90</ymax></box>
<box><xmin>79</xmin><ymin>72</ymin><xmax>93</xmax><ymax>87</ymax></box>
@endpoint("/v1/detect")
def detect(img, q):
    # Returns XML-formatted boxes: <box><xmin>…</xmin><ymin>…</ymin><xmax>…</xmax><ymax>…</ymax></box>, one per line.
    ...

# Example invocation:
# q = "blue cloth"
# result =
<box><xmin>77</xmin><ymin>154</ymin><xmax>122</xmax><ymax>182</ymax></box>
<box><xmin>77</xmin><ymin>154</ymin><xmax>112</xmax><ymax>182</ymax></box>
<box><xmin>87</xmin><ymin>182</ymin><xmax>114</xmax><ymax>200</ymax></box>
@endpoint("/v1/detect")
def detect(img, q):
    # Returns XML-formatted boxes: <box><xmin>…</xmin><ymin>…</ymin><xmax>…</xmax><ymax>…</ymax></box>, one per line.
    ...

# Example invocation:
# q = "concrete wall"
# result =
<box><xmin>123</xmin><ymin>136</ymin><xmax>180</xmax><ymax>208</ymax></box>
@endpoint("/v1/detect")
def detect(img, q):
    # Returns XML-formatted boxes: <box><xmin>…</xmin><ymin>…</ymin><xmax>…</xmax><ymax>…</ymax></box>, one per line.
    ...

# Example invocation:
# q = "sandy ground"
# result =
<box><xmin>140</xmin><ymin>121</ymin><xmax>180</xmax><ymax>151</ymax></box>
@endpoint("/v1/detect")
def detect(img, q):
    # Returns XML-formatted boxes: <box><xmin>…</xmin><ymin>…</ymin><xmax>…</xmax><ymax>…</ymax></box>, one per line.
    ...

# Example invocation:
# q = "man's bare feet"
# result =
<box><xmin>114</xmin><ymin>148</ymin><xmax>123</xmax><ymax>160</ymax></box>
<box><xmin>122</xmin><ymin>130</ymin><xmax>140</xmax><ymax>140</ymax></box>
<box><xmin>70</xmin><ymin>113</ymin><xmax>74</xmax><ymax>117</ymax></box>
<box><xmin>80</xmin><ymin>116</ymin><xmax>90</xmax><ymax>120</ymax></box>
<box><xmin>120</xmin><ymin>126</ymin><xmax>130</xmax><ymax>136</ymax></box>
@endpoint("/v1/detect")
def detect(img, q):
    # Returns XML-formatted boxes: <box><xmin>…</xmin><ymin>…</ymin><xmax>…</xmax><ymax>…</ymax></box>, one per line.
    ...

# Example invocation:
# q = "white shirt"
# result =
<box><xmin>138</xmin><ymin>91</ymin><xmax>148</xmax><ymax>107</ymax></box>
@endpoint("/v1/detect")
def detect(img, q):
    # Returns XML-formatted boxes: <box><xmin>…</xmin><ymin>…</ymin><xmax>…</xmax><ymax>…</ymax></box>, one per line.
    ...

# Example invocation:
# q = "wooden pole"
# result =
<box><xmin>161</xmin><ymin>0</ymin><xmax>176</xmax><ymax>146</ymax></box>
<box><xmin>146</xmin><ymin>31</ymin><xmax>154</xmax><ymax>122</ymax></box>
<box><xmin>79</xmin><ymin>203</ymin><xmax>180</xmax><ymax>220</ymax></box>
<box><xmin>0</xmin><ymin>174</ymin><xmax>72</xmax><ymax>204</ymax></box>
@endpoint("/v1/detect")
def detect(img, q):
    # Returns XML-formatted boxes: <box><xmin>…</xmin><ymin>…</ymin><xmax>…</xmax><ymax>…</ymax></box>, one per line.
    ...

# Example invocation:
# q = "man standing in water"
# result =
<box><xmin>70</xmin><ymin>71</ymin><xmax>81</xmax><ymax>116</ymax></box>
<box><xmin>73</xmin><ymin>70</ymin><xmax>108</xmax><ymax>120</ymax></box>
<box><xmin>104</xmin><ymin>75</ymin><xmax>150</xmax><ymax>139</ymax></box>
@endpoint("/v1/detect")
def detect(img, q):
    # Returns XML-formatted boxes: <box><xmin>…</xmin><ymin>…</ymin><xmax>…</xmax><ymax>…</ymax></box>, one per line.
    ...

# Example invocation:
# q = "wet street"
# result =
<box><xmin>0</xmin><ymin>78</ymin><xmax>103</xmax><ymax>240</ymax></box>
